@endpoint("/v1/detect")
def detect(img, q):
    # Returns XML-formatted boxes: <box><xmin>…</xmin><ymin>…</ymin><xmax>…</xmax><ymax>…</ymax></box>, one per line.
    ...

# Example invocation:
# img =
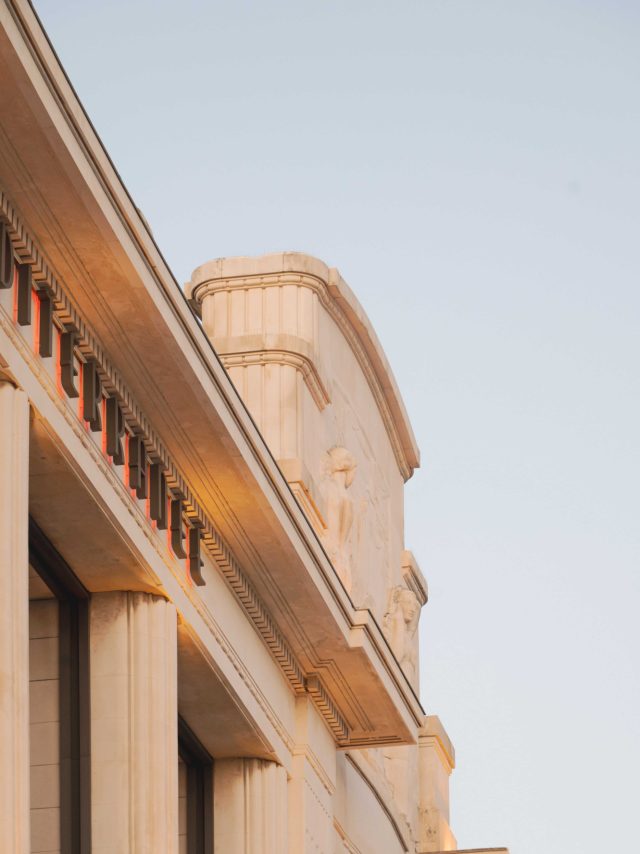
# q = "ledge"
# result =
<box><xmin>420</xmin><ymin>715</ymin><xmax>455</xmax><ymax>771</ymax></box>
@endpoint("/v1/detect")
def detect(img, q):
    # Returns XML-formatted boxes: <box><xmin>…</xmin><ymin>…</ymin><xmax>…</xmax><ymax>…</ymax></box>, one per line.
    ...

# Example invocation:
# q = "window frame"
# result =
<box><xmin>178</xmin><ymin>718</ymin><xmax>213</xmax><ymax>854</ymax></box>
<box><xmin>29</xmin><ymin>518</ymin><xmax>91</xmax><ymax>854</ymax></box>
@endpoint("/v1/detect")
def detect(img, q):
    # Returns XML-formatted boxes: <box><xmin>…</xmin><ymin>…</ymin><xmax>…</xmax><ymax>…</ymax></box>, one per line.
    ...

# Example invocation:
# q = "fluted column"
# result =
<box><xmin>90</xmin><ymin>591</ymin><xmax>178</xmax><ymax>854</ymax></box>
<box><xmin>214</xmin><ymin>758</ymin><xmax>288</xmax><ymax>854</ymax></box>
<box><xmin>0</xmin><ymin>382</ymin><xmax>30</xmax><ymax>853</ymax></box>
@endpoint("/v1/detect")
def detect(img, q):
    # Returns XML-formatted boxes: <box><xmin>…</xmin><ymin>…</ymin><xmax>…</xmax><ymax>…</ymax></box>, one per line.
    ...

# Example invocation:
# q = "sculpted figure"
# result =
<box><xmin>384</xmin><ymin>586</ymin><xmax>420</xmax><ymax>683</ymax></box>
<box><xmin>323</xmin><ymin>446</ymin><xmax>357</xmax><ymax>591</ymax></box>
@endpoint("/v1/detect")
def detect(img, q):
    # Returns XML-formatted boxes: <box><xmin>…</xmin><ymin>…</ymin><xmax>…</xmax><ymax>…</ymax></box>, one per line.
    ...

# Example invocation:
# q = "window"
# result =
<box><xmin>29</xmin><ymin>520</ymin><xmax>91</xmax><ymax>854</ymax></box>
<box><xmin>178</xmin><ymin>719</ymin><xmax>213</xmax><ymax>854</ymax></box>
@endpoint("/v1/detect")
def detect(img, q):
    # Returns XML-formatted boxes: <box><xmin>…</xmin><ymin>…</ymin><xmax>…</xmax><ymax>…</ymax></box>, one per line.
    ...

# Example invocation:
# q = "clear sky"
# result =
<box><xmin>34</xmin><ymin>1</ymin><xmax>640</xmax><ymax>851</ymax></box>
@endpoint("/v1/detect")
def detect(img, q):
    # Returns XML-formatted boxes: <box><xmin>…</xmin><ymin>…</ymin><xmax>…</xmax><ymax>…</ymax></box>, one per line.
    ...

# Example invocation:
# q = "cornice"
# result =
<box><xmin>0</xmin><ymin>187</ymin><xmax>352</xmax><ymax>744</ymax></box>
<box><xmin>1</xmin><ymin>285</ymin><xmax>302</xmax><ymax>763</ymax></box>
<box><xmin>402</xmin><ymin>550</ymin><xmax>428</xmax><ymax>607</ymax></box>
<box><xmin>305</xmin><ymin>674</ymin><xmax>349</xmax><ymax>743</ymax></box>
<box><xmin>419</xmin><ymin>715</ymin><xmax>455</xmax><ymax>771</ymax></box>
<box><xmin>221</xmin><ymin>347</ymin><xmax>330</xmax><ymax>412</ymax></box>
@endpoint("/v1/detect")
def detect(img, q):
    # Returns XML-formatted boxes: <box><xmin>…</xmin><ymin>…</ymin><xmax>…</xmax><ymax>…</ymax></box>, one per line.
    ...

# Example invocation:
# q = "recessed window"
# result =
<box><xmin>29</xmin><ymin>520</ymin><xmax>90</xmax><ymax>854</ymax></box>
<box><xmin>178</xmin><ymin>720</ymin><xmax>213</xmax><ymax>854</ymax></box>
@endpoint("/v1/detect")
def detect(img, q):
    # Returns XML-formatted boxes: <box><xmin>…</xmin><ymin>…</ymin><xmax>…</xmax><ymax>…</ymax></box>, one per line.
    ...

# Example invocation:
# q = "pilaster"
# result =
<box><xmin>89</xmin><ymin>591</ymin><xmax>178</xmax><ymax>854</ymax></box>
<box><xmin>288</xmin><ymin>696</ymin><xmax>336</xmax><ymax>854</ymax></box>
<box><xmin>0</xmin><ymin>381</ymin><xmax>30</xmax><ymax>853</ymax></box>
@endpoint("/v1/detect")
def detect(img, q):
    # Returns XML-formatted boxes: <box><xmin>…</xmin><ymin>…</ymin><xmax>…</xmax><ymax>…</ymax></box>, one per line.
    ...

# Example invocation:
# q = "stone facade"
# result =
<box><xmin>0</xmin><ymin>1</ymin><xmax>508</xmax><ymax>852</ymax></box>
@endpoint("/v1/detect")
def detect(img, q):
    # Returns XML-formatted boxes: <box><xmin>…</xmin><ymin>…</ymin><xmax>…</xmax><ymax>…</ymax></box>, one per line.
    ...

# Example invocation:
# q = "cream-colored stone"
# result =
<box><xmin>334</xmin><ymin>752</ymin><xmax>409</xmax><ymax>854</ymax></box>
<box><xmin>29</xmin><ymin>680</ymin><xmax>59</xmax><ymax>724</ymax></box>
<box><xmin>383</xmin><ymin>586</ymin><xmax>421</xmax><ymax>685</ymax></box>
<box><xmin>187</xmin><ymin>253</ymin><xmax>417</xmax><ymax>625</ymax></box>
<box><xmin>29</xmin><ymin>806</ymin><xmax>60</xmax><ymax>853</ymax></box>
<box><xmin>29</xmin><ymin>763</ymin><xmax>60</xmax><ymax>810</ymax></box>
<box><xmin>0</xmin><ymin>382</ymin><xmax>30</xmax><ymax>854</ymax></box>
<box><xmin>29</xmin><ymin>722</ymin><xmax>59</xmax><ymax>768</ymax></box>
<box><xmin>29</xmin><ymin>637</ymin><xmax>59</xmax><ymax>683</ymax></box>
<box><xmin>418</xmin><ymin>716</ymin><xmax>457</xmax><ymax>853</ymax></box>
<box><xmin>322</xmin><ymin>446</ymin><xmax>358</xmax><ymax>590</ymax></box>
<box><xmin>214</xmin><ymin>758</ymin><xmax>288</xmax><ymax>854</ymax></box>
<box><xmin>381</xmin><ymin>743</ymin><xmax>419</xmax><ymax>838</ymax></box>
<box><xmin>188</xmin><ymin>252</ymin><xmax>429</xmax><ymax>827</ymax></box>
<box><xmin>401</xmin><ymin>550</ymin><xmax>428</xmax><ymax>607</ymax></box>
<box><xmin>28</xmin><ymin>600</ymin><xmax>59</xmax><ymax>640</ymax></box>
<box><xmin>89</xmin><ymin>592</ymin><xmax>178</xmax><ymax>854</ymax></box>
<box><xmin>288</xmin><ymin>697</ymin><xmax>336</xmax><ymax>854</ymax></box>
<box><xmin>0</xmin><ymin>6</ymin><xmax>512</xmax><ymax>846</ymax></box>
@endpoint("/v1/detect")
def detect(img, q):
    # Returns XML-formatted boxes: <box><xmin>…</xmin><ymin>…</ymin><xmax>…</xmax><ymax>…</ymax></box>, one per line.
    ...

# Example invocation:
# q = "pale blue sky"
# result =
<box><xmin>34</xmin><ymin>1</ymin><xmax>640</xmax><ymax>852</ymax></box>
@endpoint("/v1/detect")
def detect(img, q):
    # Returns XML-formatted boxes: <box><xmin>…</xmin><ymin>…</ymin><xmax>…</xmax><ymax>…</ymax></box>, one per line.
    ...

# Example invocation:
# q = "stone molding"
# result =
<box><xmin>291</xmin><ymin>743</ymin><xmax>336</xmax><ymax>798</ymax></box>
<box><xmin>220</xmin><ymin>347</ymin><xmax>330</xmax><ymax>411</ymax></box>
<box><xmin>178</xmin><ymin>620</ymin><xmax>297</xmax><ymax>759</ymax></box>
<box><xmin>402</xmin><ymin>550</ymin><xmax>429</xmax><ymax>607</ymax></box>
<box><xmin>0</xmin><ymin>188</ymin><xmax>353</xmax><ymax>745</ymax></box>
<box><xmin>187</xmin><ymin>259</ymin><xmax>420</xmax><ymax>481</ymax></box>
<box><xmin>333</xmin><ymin>820</ymin><xmax>363</xmax><ymax>854</ymax></box>
<box><xmin>419</xmin><ymin>716</ymin><xmax>455</xmax><ymax>772</ymax></box>
<box><xmin>277</xmin><ymin>457</ymin><xmax>326</xmax><ymax>536</ymax></box>
<box><xmin>205</xmin><ymin>531</ymin><xmax>306</xmax><ymax>694</ymax></box>
<box><xmin>345</xmin><ymin>753</ymin><xmax>413</xmax><ymax>853</ymax></box>
<box><xmin>305</xmin><ymin>674</ymin><xmax>350</xmax><ymax>743</ymax></box>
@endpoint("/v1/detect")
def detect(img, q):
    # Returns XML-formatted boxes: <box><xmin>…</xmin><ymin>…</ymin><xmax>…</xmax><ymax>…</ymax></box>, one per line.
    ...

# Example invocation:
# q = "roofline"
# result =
<box><xmin>187</xmin><ymin>252</ymin><xmax>421</xmax><ymax>480</ymax></box>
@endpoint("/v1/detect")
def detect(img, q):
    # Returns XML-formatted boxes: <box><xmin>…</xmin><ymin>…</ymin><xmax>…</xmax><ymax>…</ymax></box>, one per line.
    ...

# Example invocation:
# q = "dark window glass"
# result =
<box><xmin>178</xmin><ymin>719</ymin><xmax>213</xmax><ymax>854</ymax></box>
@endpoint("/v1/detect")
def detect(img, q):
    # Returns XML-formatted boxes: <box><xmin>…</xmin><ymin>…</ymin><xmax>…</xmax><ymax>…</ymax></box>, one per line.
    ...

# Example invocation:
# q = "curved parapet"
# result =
<box><xmin>186</xmin><ymin>252</ymin><xmax>420</xmax><ymax>482</ymax></box>
<box><xmin>187</xmin><ymin>252</ymin><xmax>420</xmax><ymax>624</ymax></box>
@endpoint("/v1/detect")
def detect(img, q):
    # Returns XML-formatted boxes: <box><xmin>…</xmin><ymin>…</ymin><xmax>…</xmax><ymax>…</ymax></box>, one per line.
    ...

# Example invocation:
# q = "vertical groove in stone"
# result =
<box><xmin>214</xmin><ymin>758</ymin><xmax>287</xmax><ymax>854</ymax></box>
<box><xmin>0</xmin><ymin>383</ymin><xmax>30</xmax><ymax>854</ymax></box>
<box><xmin>90</xmin><ymin>592</ymin><xmax>178</xmax><ymax>854</ymax></box>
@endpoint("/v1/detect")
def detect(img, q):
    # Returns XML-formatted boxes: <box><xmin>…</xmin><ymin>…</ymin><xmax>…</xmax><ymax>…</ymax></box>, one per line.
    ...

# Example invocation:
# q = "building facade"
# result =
<box><xmin>0</xmin><ymin>2</ymin><xmax>508</xmax><ymax>852</ymax></box>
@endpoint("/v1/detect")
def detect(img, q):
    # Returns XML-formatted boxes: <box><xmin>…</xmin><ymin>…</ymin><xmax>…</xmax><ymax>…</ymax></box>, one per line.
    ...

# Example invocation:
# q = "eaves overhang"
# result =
<box><xmin>0</xmin><ymin>0</ymin><xmax>424</xmax><ymax>746</ymax></box>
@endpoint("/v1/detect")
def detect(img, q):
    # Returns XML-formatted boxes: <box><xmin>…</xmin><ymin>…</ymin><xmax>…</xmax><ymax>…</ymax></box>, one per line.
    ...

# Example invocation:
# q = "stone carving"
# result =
<box><xmin>383</xmin><ymin>586</ymin><xmax>420</xmax><ymax>683</ymax></box>
<box><xmin>322</xmin><ymin>446</ymin><xmax>357</xmax><ymax>591</ymax></box>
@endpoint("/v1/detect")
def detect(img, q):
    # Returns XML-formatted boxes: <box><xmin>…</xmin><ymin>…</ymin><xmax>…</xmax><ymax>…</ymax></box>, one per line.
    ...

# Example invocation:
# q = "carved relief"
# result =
<box><xmin>321</xmin><ymin>446</ymin><xmax>357</xmax><ymax>591</ymax></box>
<box><xmin>383</xmin><ymin>586</ymin><xmax>421</xmax><ymax>683</ymax></box>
